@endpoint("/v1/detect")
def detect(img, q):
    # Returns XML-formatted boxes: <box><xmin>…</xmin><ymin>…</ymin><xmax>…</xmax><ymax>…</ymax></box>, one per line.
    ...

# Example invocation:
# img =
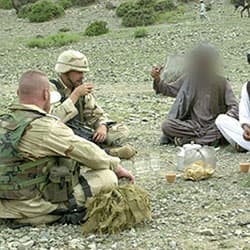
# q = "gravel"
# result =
<box><xmin>0</xmin><ymin>1</ymin><xmax>250</xmax><ymax>249</ymax></box>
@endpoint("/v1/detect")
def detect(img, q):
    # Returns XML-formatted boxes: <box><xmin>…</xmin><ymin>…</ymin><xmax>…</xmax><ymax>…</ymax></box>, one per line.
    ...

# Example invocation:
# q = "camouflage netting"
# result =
<box><xmin>82</xmin><ymin>184</ymin><xmax>152</xmax><ymax>235</ymax></box>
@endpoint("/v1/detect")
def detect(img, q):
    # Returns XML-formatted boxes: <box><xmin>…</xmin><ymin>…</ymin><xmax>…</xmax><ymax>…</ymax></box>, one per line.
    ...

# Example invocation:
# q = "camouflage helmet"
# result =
<box><xmin>55</xmin><ymin>50</ymin><xmax>90</xmax><ymax>73</ymax></box>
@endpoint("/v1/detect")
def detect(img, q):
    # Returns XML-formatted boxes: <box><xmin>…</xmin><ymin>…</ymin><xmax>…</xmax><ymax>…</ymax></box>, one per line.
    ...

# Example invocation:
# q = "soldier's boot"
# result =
<box><xmin>108</xmin><ymin>145</ymin><xmax>137</xmax><ymax>160</ymax></box>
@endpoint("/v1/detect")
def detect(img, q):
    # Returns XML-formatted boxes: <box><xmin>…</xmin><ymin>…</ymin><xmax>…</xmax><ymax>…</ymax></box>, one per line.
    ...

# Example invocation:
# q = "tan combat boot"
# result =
<box><xmin>108</xmin><ymin>145</ymin><xmax>137</xmax><ymax>160</ymax></box>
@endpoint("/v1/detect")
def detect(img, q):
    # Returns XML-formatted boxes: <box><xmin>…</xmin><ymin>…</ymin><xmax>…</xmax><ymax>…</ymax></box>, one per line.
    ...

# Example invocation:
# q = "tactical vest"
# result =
<box><xmin>0</xmin><ymin>108</ymin><xmax>77</xmax><ymax>202</ymax></box>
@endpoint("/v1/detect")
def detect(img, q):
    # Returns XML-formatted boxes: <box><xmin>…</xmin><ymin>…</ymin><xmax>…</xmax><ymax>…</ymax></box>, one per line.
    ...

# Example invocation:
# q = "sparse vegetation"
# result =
<box><xmin>154</xmin><ymin>0</ymin><xmax>176</xmax><ymax>12</ymax></box>
<box><xmin>58</xmin><ymin>0</ymin><xmax>74</xmax><ymax>9</ymax></box>
<box><xmin>26</xmin><ymin>32</ymin><xmax>80</xmax><ymax>48</ymax></box>
<box><xmin>116</xmin><ymin>1</ymin><xmax>135</xmax><ymax>17</ymax></box>
<box><xmin>117</xmin><ymin>0</ymin><xmax>178</xmax><ymax>27</ymax></box>
<box><xmin>134</xmin><ymin>28</ymin><xmax>148</xmax><ymax>38</ymax></box>
<box><xmin>1</xmin><ymin>1</ymin><xmax>250</xmax><ymax>249</ymax></box>
<box><xmin>0</xmin><ymin>0</ymin><xmax>12</xmax><ymax>9</ymax></box>
<box><xmin>157</xmin><ymin>5</ymin><xmax>186</xmax><ymax>23</ymax></box>
<box><xmin>17</xmin><ymin>3</ymin><xmax>32</xmax><ymax>18</ymax></box>
<box><xmin>122</xmin><ymin>7</ymin><xmax>156</xmax><ymax>27</ymax></box>
<box><xmin>75</xmin><ymin>0</ymin><xmax>95</xmax><ymax>6</ymax></box>
<box><xmin>84</xmin><ymin>21</ymin><xmax>109</xmax><ymax>36</ymax></box>
<box><xmin>18</xmin><ymin>0</ymin><xmax>64</xmax><ymax>22</ymax></box>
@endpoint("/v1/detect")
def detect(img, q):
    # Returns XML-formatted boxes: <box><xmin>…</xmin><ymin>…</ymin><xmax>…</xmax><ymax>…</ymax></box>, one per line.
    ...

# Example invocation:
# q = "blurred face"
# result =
<box><xmin>65</xmin><ymin>70</ymin><xmax>84</xmax><ymax>89</ymax></box>
<box><xmin>190</xmin><ymin>54</ymin><xmax>217</xmax><ymax>75</ymax></box>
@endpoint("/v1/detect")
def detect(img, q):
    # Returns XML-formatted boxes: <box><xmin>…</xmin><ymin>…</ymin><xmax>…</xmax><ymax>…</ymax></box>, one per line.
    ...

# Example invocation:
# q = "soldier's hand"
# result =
<box><xmin>243</xmin><ymin>124</ymin><xmax>250</xmax><ymax>141</ymax></box>
<box><xmin>70</xmin><ymin>83</ymin><xmax>94</xmax><ymax>104</ymax></box>
<box><xmin>150</xmin><ymin>66</ymin><xmax>163</xmax><ymax>83</ymax></box>
<box><xmin>115</xmin><ymin>165</ymin><xmax>135</xmax><ymax>184</ymax></box>
<box><xmin>93</xmin><ymin>124</ymin><xmax>107</xmax><ymax>143</ymax></box>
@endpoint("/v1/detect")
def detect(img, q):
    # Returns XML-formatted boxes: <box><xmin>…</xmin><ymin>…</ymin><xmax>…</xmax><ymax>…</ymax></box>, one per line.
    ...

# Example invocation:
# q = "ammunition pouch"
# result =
<box><xmin>0</xmin><ymin>158</ymin><xmax>55</xmax><ymax>200</ymax></box>
<box><xmin>42</xmin><ymin>165</ymin><xmax>73</xmax><ymax>203</ymax></box>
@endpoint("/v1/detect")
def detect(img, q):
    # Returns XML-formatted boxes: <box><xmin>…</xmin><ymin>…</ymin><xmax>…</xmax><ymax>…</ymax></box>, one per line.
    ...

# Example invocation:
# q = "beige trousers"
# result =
<box><xmin>106</xmin><ymin>124</ymin><xmax>129</xmax><ymax>146</ymax></box>
<box><xmin>0</xmin><ymin>169</ymin><xmax>118</xmax><ymax>225</ymax></box>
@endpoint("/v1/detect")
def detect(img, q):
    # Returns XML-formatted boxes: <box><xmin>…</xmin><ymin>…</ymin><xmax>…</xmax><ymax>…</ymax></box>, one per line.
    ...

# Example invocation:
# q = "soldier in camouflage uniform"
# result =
<box><xmin>50</xmin><ymin>50</ymin><xmax>136</xmax><ymax>159</ymax></box>
<box><xmin>0</xmin><ymin>70</ymin><xmax>134</xmax><ymax>225</ymax></box>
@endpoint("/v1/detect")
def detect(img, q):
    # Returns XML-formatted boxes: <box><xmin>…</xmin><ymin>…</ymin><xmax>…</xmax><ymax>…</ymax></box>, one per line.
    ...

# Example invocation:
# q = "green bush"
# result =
<box><xmin>75</xmin><ymin>0</ymin><xmax>95</xmax><ymax>6</ymax></box>
<box><xmin>154</xmin><ymin>0</ymin><xmax>176</xmax><ymax>12</ymax></box>
<box><xmin>177</xmin><ymin>0</ymin><xmax>194</xmax><ymax>2</ymax></box>
<box><xmin>84</xmin><ymin>21</ymin><xmax>109</xmax><ymax>36</ymax></box>
<box><xmin>122</xmin><ymin>7</ymin><xmax>156</xmax><ymax>27</ymax></box>
<box><xmin>0</xmin><ymin>0</ymin><xmax>12</xmax><ymax>9</ymax></box>
<box><xmin>134</xmin><ymin>28</ymin><xmax>148</xmax><ymax>38</ymax></box>
<box><xmin>137</xmin><ymin>0</ymin><xmax>156</xmax><ymax>7</ymax></box>
<box><xmin>58</xmin><ymin>0</ymin><xmax>74</xmax><ymax>9</ymax></box>
<box><xmin>23</xmin><ymin>0</ymin><xmax>64</xmax><ymax>22</ymax></box>
<box><xmin>18</xmin><ymin>3</ymin><xmax>32</xmax><ymax>18</ymax></box>
<box><xmin>27</xmin><ymin>32</ymin><xmax>80</xmax><ymax>48</ymax></box>
<box><xmin>116</xmin><ymin>2</ymin><xmax>135</xmax><ymax>17</ymax></box>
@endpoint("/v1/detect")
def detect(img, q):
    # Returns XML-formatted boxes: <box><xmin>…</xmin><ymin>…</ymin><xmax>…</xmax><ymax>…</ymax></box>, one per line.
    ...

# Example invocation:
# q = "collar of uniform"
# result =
<box><xmin>10</xmin><ymin>104</ymin><xmax>47</xmax><ymax>115</ymax></box>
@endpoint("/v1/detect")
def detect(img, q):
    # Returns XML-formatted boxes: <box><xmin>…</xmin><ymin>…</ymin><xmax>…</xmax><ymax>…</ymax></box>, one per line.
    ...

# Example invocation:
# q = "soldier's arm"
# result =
<box><xmin>153</xmin><ymin>75</ymin><xmax>185</xmax><ymax>97</ymax></box>
<box><xmin>18</xmin><ymin>117</ymin><xmax>120</xmax><ymax>171</ymax></box>
<box><xmin>50</xmin><ymin>98</ymin><xmax>79</xmax><ymax>123</ymax></box>
<box><xmin>49</xmin><ymin>84</ymin><xmax>79</xmax><ymax>123</ymax></box>
<box><xmin>83</xmin><ymin>95</ymin><xmax>114</xmax><ymax>129</ymax></box>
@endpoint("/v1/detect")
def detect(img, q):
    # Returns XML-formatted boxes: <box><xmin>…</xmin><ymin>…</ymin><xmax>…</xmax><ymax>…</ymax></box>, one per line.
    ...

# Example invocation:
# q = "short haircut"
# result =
<box><xmin>18</xmin><ymin>70</ymin><xmax>49</xmax><ymax>97</ymax></box>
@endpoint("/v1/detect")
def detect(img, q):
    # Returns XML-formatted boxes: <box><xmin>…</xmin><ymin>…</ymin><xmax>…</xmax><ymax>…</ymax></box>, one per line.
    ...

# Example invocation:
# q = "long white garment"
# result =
<box><xmin>216</xmin><ymin>82</ymin><xmax>250</xmax><ymax>151</ymax></box>
<box><xmin>200</xmin><ymin>3</ymin><xmax>206</xmax><ymax>15</ymax></box>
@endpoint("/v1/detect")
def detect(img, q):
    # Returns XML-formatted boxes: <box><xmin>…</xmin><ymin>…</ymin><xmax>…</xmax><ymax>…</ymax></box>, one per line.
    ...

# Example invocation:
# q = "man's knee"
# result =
<box><xmin>107</xmin><ymin>124</ymin><xmax>129</xmax><ymax>144</ymax></box>
<box><xmin>84</xmin><ymin>169</ymin><xmax>118</xmax><ymax>197</ymax></box>
<box><xmin>161</xmin><ymin>119</ymin><xmax>175</xmax><ymax>135</ymax></box>
<box><xmin>215</xmin><ymin>114</ymin><xmax>229</xmax><ymax>129</ymax></box>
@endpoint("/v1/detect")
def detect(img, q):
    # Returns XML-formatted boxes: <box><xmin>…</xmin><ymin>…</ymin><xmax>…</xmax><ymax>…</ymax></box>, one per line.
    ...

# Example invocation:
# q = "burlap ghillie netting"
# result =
<box><xmin>82</xmin><ymin>184</ymin><xmax>152</xmax><ymax>234</ymax></box>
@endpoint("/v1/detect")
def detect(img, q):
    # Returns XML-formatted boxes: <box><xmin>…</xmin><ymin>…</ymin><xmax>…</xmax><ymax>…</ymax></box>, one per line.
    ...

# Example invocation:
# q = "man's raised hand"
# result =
<box><xmin>70</xmin><ymin>83</ymin><xmax>94</xmax><ymax>104</ymax></box>
<box><xmin>150</xmin><ymin>66</ymin><xmax>163</xmax><ymax>83</ymax></box>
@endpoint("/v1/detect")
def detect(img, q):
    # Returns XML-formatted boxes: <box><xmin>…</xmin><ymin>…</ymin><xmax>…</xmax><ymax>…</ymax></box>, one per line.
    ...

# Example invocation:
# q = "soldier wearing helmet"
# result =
<box><xmin>50</xmin><ymin>50</ymin><xmax>136</xmax><ymax>159</ymax></box>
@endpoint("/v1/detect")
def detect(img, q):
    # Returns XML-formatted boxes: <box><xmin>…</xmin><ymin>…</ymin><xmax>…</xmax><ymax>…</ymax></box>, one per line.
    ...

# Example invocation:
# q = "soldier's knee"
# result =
<box><xmin>102</xmin><ymin>170</ymin><xmax>118</xmax><ymax>188</ymax></box>
<box><xmin>115</xmin><ymin>124</ymin><xmax>129</xmax><ymax>139</ymax></box>
<box><xmin>107</xmin><ymin>124</ymin><xmax>129</xmax><ymax>145</ymax></box>
<box><xmin>85</xmin><ymin>169</ymin><xmax>118</xmax><ymax>197</ymax></box>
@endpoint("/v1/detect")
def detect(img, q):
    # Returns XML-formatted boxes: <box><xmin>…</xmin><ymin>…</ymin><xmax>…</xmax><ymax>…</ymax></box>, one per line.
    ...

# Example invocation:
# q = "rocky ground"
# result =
<box><xmin>0</xmin><ymin>1</ymin><xmax>250</xmax><ymax>249</ymax></box>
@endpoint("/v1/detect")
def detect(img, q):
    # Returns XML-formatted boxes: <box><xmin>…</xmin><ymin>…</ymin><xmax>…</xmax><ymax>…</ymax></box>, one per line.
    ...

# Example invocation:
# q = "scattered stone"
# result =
<box><xmin>200</xmin><ymin>229</ymin><xmax>215</xmax><ymax>236</ymax></box>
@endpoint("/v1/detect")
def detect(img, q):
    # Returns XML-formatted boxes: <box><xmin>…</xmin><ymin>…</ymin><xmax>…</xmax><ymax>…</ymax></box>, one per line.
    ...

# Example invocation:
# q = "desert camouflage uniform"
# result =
<box><xmin>50</xmin><ymin>78</ymin><xmax>129</xmax><ymax>146</ymax></box>
<box><xmin>0</xmin><ymin>104</ymin><xmax>119</xmax><ymax>224</ymax></box>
